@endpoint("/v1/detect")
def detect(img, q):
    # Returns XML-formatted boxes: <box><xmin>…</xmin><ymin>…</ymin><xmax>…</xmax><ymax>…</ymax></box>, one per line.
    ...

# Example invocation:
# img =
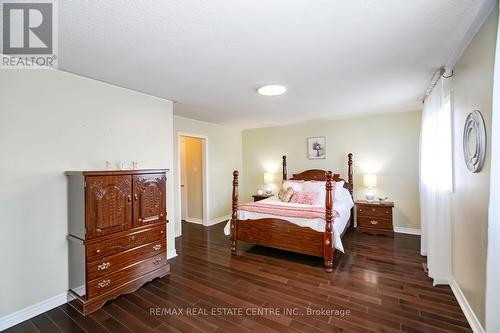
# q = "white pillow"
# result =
<box><xmin>335</xmin><ymin>180</ymin><xmax>346</xmax><ymax>200</ymax></box>
<box><xmin>303</xmin><ymin>180</ymin><xmax>325</xmax><ymax>192</ymax></box>
<box><xmin>282</xmin><ymin>180</ymin><xmax>304</xmax><ymax>192</ymax></box>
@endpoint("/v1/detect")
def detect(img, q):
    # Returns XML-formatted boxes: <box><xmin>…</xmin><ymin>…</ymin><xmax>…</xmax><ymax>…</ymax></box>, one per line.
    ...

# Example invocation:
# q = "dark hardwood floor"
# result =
<box><xmin>5</xmin><ymin>222</ymin><xmax>471</xmax><ymax>333</ymax></box>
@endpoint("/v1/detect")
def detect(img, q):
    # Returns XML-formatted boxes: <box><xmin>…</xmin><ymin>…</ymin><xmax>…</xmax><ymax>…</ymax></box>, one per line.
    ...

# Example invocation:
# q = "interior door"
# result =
<box><xmin>85</xmin><ymin>175</ymin><xmax>132</xmax><ymax>238</ymax></box>
<box><xmin>180</xmin><ymin>137</ymin><xmax>188</xmax><ymax>220</ymax></box>
<box><xmin>133</xmin><ymin>173</ymin><xmax>166</xmax><ymax>227</ymax></box>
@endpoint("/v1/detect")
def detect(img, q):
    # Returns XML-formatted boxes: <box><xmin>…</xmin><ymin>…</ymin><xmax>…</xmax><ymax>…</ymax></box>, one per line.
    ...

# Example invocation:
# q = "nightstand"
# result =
<box><xmin>252</xmin><ymin>194</ymin><xmax>274</xmax><ymax>202</ymax></box>
<box><xmin>355</xmin><ymin>200</ymin><xmax>394</xmax><ymax>237</ymax></box>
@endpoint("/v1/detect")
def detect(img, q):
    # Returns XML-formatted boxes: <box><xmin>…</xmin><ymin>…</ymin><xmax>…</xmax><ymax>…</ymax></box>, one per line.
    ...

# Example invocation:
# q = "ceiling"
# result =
<box><xmin>59</xmin><ymin>0</ymin><xmax>484</xmax><ymax>128</ymax></box>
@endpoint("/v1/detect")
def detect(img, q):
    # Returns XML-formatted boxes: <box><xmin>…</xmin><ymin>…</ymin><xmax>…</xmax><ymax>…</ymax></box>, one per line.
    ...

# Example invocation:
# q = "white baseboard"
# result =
<box><xmin>207</xmin><ymin>215</ymin><xmax>230</xmax><ymax>226</ymax></box>
<box><xmin>450</xmin><ymin>278</ymin><xmax>485</xmax><ymax>333</ymax></box>
<box><xmin>184</xmin><ymin>215</ymin><xmax>230</xmax><ymax>227</ymax></box>
<box><xmin>432</xmin><ymin>275</ymin><xmax>451</xmax><ymax>286</ymax></box>
<box><xmin>0</xmin><ymin>292</ymin><xmax>67</xmax><ymax>331</ymax></box>
<box><xmin>184</xmin><ymin>217</ymin><xmax>203</xmax><ymax>224</ymax></box>
<box><xmin>394</xmin><ymin>227</ymin><xmax>421</xmax><ymax>235</ymax></box>
<box><xmin>167</xmin><ymin>249</ymin><xmax>177</xmax><ymax>259</ymax></box>
<box><xmin>73</xmin><ymin>285</ymin><xmax>85</xmax><ymax>297</ymax></box>
<box><xmin>0</xmin><ymin>248</ymin><xmax>178</xmax><ymax>331</ymax></box>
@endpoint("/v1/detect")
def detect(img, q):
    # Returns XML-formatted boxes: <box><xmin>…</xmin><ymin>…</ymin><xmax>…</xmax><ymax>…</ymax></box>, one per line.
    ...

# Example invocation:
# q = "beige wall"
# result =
<box><xmin>443</xmin><ymin>8</ymin><xmax>497</xmax><ymax>326</ymax></box>
<box><xmin>242</xmin><ymin>110</ymin><xmax>421</xmax><ymax>229</ymax></box>
<box><xmin>183</xmin><ymin>136</ymin><xmax>204</xmax><ymax>220</ymax></box>
<box><xmin>0</xmin><ymin>69</ymin><xmax>175</xmax><ymax>317</ymax></box>
<box><xmin>173</xmin><ymin>116</ymin><xmax>243</xmax><ymax>236</ymax></box>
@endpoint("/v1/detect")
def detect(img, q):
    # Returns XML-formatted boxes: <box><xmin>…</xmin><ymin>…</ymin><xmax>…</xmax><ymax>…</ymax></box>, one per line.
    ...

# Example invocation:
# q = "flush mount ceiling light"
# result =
<box><xmin>257</xmin><ymin>84</ymin><xmax>286</xmax><ymax>96</ymax></box>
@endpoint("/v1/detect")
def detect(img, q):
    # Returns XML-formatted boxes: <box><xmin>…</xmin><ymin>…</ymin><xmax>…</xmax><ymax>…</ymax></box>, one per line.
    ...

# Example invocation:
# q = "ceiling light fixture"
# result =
<box><xmin>257</xmin><ymin>85</ymin><xmax>286</xmax><ymax>96</ymax></box>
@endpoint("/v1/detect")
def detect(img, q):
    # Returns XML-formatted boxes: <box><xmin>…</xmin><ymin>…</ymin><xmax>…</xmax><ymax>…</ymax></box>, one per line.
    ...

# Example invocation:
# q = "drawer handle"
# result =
<box><xmin>96</xmin><ymin>249</ymin><xmax>101</xmax><ymax>254</ymax></box>
<box><xmin>370</xmin><ymin>220</ymin><xmax>378</xmax><ymax>225</ymax></box>
<box><xmin>160</xmin><ymin>230</ymin><xmax>164</xmax><ymax>234</ymax></box>
<box><xmin>97</xmin><ymin>262</ymin><xmax>111</xmax><ymax>271</ymax></box>
<box><xmin>98</xmin><ymin>279</ymin><xmax>111</xmax><ymax>288</ymax></box>
<box><xmin>371</xmin><ymin>208</ymin><xmax>376</xmax><ymax>212</ymax></box>
<box><xmin>153</xmin><ymin>258</ymin><xmax>162</xmax><ymax>265</ymax></box>
<box><xmin>359</xmin><ymin>209</ymin><xmax>363</xmax><ymax>212</ymax></box>
<box><xmin>153</xmin><ymin>244</ymin><xmax>162</xmax><ymax>251</ymax></box>
<box><xmin>129</xmin><ymin>235</ymin><xmax>136</xmax><ymax>241</ymax></box>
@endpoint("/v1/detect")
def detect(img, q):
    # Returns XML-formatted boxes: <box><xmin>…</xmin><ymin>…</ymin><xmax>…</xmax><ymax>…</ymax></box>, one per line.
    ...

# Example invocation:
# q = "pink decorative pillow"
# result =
<box><xmin>290</xmin><ymin>191</ymin><xmax>319</xmax><ymax>205</ymax></box>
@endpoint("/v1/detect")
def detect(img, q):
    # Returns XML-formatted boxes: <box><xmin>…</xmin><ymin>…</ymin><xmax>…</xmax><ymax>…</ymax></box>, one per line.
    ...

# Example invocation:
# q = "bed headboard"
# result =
<box><xmin>282</xmin><ymin>153</ymin><xmax>354</xmax><ymax>197</ymax></box>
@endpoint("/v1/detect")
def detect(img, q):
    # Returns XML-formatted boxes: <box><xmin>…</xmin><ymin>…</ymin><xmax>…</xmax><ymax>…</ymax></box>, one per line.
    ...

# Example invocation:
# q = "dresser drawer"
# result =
<box><xmin>87</xmin><ymin>238</ymin><xmax>166</xmax><ymax>280</ymax></box>
<box><xmin>86</xmin><ymin>225</ymin><xmax>165</xmax><ymax>262</ymax></box>
<box><xmin>357</xmin><ymin>216</ymin><xmax>393</xmax><ymax>230</ymax></box>
<box><xmin>87</xmin><ymin>252</ymin><xmax>166</xmax><ymax>298</ymax></box>
<box><xmin>357</xmin><ymin>205</ymin><xmax>392</xmax><ymax>218</ymax></box>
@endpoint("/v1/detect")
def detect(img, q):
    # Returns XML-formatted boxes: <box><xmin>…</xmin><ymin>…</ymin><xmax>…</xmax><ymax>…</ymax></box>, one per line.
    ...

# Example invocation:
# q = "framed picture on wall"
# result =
<box><xmin>307</xmin><ymin>137</ymin><xmax>326</xmax><ymax>159</ymax></box>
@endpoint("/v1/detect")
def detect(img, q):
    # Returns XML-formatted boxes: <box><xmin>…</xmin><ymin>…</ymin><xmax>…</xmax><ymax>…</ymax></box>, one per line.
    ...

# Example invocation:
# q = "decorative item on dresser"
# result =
<box><xmin>252</xmin><ymin>194</ymin><xmax>274</xmax><ymax>202</ymax></box>
<box><xmin>230</xmin><ymin>154</ymin><xmax>353</xmax><ymax>272</ymax></box>
<box><xmin>65</xmin><ymin>169</ymin><xmax>170</xmax><ymax>315</ymax></box>
<box><xmin>355</xmin><ymin>200</ymin><xmax>394</xmax><ymax>237</ymax></box>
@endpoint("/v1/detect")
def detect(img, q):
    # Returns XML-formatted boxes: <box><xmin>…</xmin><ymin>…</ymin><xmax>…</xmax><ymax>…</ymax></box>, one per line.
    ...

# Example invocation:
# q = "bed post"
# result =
<box><xmin>230</xmin><ymin>170</ymin><xmax>239</xmax><ymax>255</ymax></box>
<box><xmin>347</xmin><ymin>153</ymin><xmax>354</xmax><ymax>228</ymax></box>
<box><xmin>282</xmin><ymin>155</ymin><xmax>287</xmax><ymax>180</ymax></box>
<box><xmin>324</xmin><ymin>171</ymin><xmax>334</xmax><ymax>272</ymax></box>
<box><xmin>347</xmin><ymin>153</ymin><xmax>353</xmax><ymax>196</ymax></box>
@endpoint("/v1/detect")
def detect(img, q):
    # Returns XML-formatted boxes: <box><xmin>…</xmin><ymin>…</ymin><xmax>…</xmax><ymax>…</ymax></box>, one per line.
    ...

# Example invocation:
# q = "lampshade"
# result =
<box><xmin>264</xmin><ymin>172</ymin><xmax>274</xmax><ymax>184</ymax></box>
<box><xmin>363</xmin><ymin>174</ymin><xmax>377</xmax><ymax>187</ymax></box>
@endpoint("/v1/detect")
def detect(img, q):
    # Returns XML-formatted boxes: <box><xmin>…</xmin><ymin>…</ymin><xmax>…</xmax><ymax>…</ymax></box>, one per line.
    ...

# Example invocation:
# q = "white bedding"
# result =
<box><xmin>223</xmin><ymin>195</ymin><xmax>354</xmax><ymax>252</ymax></box>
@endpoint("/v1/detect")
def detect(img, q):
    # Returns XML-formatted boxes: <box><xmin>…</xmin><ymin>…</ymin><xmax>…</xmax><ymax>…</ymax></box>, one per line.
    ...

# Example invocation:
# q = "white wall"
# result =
<box><xmin>0</xmin><ymin>69</ymin><xmax>175</xmax><ymax>318</ymax></box>
<box><xmin>242</xmin><ymin>111</ymin><xmax>422</xmax><ymax>230</ymax></box>
<box><xmin>173</xmin><ymin>116</ymin><xmax>243</xmax><ymax>236</ymax></box>
<box><xmin>442</xmin><ymin>8</ymin><xmax>497</xmax><ymax>327</ymax></box>
<box><xmin>486</xmin><ymin>7</ymin><xmax>500</xmax><ymax>331</ymax></box>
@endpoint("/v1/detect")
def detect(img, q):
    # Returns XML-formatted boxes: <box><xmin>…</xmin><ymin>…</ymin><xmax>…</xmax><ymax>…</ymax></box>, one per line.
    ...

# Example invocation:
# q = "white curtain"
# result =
<box><xmin>419</xmin><ymin>79</ymin><xmax>452</xmax><ymax>285</ymax></box>
<box><xmin>485</xmin><ymin>6</ymin><xmax>500</xmax><ymax>332</ymax></box>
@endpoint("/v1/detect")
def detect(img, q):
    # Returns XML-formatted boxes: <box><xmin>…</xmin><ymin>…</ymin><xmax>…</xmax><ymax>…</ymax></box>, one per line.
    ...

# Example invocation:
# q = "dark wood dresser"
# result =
<box><xmin>355</xmin><ymin>200</ymin><xmax>394</xmax><ymax>237</ymax></box>
<box><xmin>66</xmin><ymin>169</ymin><xmax>170</xmax><ymax>315</ymax></box>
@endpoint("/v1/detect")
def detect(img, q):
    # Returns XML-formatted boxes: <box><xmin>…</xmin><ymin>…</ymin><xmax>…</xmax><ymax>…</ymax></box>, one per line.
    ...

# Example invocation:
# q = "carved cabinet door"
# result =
<box><xmin>132</xmin><ymin>174</ymin><xmax>167</xmax><ymax>227</ymax></box>
<box><xmin>85</xmin><ymin>175</ymin><xmax>133</xmax><ymax>238</ymax></box>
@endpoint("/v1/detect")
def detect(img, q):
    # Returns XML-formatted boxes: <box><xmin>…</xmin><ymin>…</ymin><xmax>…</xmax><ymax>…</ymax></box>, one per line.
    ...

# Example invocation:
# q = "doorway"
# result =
<box><xmin>177</xmin><ymin>133</ymin><xmax>208</xmax><ymax>233</ymax></box>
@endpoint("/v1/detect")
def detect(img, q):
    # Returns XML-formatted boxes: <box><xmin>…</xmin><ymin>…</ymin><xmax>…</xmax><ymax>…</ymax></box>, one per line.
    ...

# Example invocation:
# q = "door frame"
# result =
<box><xmin>176</xmin><ymin>132</ymin><xmax>209</xmax><ymax>235</ymax></box>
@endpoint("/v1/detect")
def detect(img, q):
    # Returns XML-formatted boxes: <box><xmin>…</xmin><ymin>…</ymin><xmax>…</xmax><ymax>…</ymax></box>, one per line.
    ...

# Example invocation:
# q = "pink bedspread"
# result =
<box><xmin>238</xmin><ymin>201</ymin><xmax>339</xmax><ymax>220</ymax></box>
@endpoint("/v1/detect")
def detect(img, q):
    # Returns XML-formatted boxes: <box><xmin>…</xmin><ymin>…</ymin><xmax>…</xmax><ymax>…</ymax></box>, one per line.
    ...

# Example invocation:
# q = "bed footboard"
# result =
<box><xmin>230</xmin><ymin>169</ymin><xmax>336</xmax><ymax>272</ymax></box>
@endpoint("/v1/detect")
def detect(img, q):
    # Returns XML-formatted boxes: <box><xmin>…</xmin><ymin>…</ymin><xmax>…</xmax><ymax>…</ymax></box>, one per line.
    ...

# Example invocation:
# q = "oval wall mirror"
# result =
<box><xmin>463</xmin><ymin>110</ymin><xmax>486</xmax><ymax>173</ymax></box>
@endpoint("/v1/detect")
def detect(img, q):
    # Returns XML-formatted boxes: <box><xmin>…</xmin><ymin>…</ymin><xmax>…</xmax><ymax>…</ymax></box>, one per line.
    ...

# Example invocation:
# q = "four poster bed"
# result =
<box><xmin>227</xmin><ymin>153</ymin><xmax>353</xmax><ymax>272</ymax></box>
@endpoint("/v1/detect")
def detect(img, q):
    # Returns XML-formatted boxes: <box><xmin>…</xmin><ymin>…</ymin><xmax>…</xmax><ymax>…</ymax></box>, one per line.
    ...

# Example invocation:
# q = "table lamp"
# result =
<box><xmin>264</xmin><ymin>172</ymin><xmax>274</xmax><ymax>195</ymax></box>
<box><xmin>363</xmin><ymin>174</ymin><xmax>377</xmax><ymax>201</ymax></box>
